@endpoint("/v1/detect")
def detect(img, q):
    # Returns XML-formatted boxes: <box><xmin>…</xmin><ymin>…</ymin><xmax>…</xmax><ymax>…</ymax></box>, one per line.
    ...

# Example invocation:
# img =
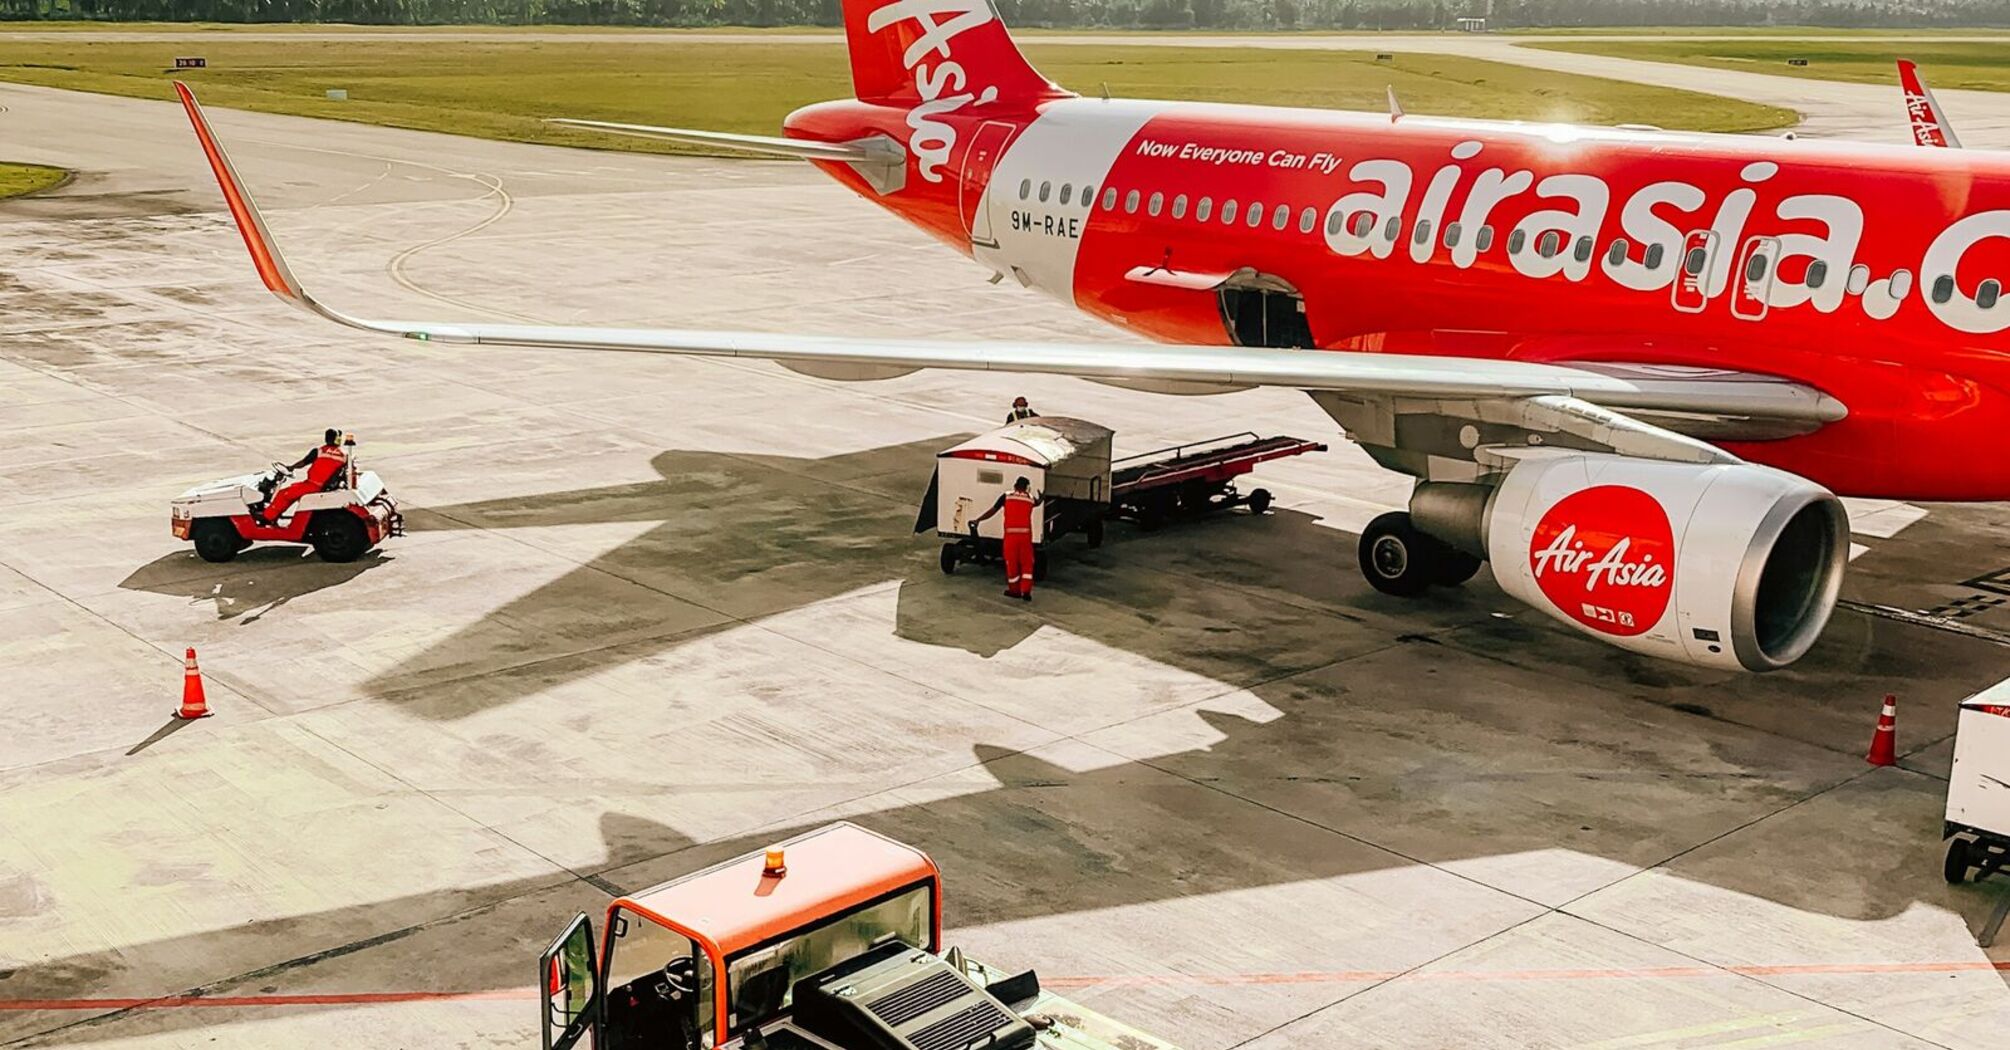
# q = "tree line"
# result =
<box><xmin>5</xmin><ymin>0</ymin><xmax>2008</xmax><ymax>30</ymax></box>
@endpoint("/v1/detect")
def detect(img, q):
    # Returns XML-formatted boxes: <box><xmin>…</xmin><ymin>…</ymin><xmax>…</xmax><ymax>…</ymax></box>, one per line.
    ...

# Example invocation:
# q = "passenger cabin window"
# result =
<box><xmin>1326</xmin><ymin>211</ymin><xmax>1344</xmax><ymax>237</ymax></box>
<box><xmin>1017</xmin><ymin>179</ymin><xmax>1031</xmax><ymax>201</ymax></box>
<box><xmin>1413</xmin><ymin>219</ymin><xmax>1432</xmax><ymax>246</ymax></box>
<box><xmin>1059</xmin><ymin>183</ymin><xmax>1073</xmax><ymax>205</ymax></box>
<box><xmin>1476</xmin><ymin>226</ymin><xmax>1495</xmax><ymax>252</ymax></box>
<box><xmin>1573</xmin><ymin>236</ymin><xmax>1594</xmax><ymax>264</ymax></box>
<box><xmin>1981</xmin><ymin>278</ymin><xmax>2002</xmax><ymax>309</ymax></box>
<box><xmin>1221</xmin><ymin>200</ymin><xmax>1239</xmax><ymax>224</ymax></box>
<box><xmin>1932</xmin><ymin>274</ymin><xmax>1956</xmax><ymax>304</ymax></box>
<box><xmin>1172</xmin><ymin>194</ymin><xmax>1188</xmax><ymax>219</ymax></box>
<box><xmin>1644</xmin><ymin>243</ymin><xmax>1665</xmax><ymax>270</ymax></box>
<box><xmin>1351</xmin><ymin>212</ymin><xmax>1373</xmax><ymax>238</ymax></box>
<box><xmin>1606</xmin><ymin>238</ymin><xmax>1628</xmax><ymax>267</ymax></box>
<box><xmin>1746</xmin><ymin>253</ymin><xmax>1770</xmax><ymax>282</ymax></box>
<box><xmin>1124</xmin><ymin>189</ymin><xmax>1140</xmax><ymax>214</ymax></box>
<box><xmin>1197</xmin><ymin>197</ymin><xmax>1214</xmax><ymax>222</ymax></box>
<box><xmin>724</xmin><ymin>883</ymin><xmax>933</xmax><ymax>1036</ymax></box>
<box><xmin>1890</xmin><ymin>269</ymin><xmax>1914</xmax><ymax>298</ymax></box>
<box><xmin>1299</xmin><ymin>206</ymin><xmax>1317</xmax><ymax>234</ymax></box>
<box><xmin>1847</xmin><ymin>263</ymin><xmax>1870</xmax><ymax>294</ymax></box>
<box><xmin>1444</xmin><ymin>222</ymin><xmax>1462</xmax><ymax>248</ymax></box>
<box><xmin>1536</xmin><ymin>231</ymin><xmax>1560</xmax><ymax>259</ymax></box>
<box><xmin>1383</xmin><ymin>216</ymin><xmax>1401</xmax><ymax>241</ymax></box>
<box><xmin>1683</xmin><ymin>246</ymin><xmax>1708</xmax><ymax>275</ymax></box>
<box><xmin>1101</xmin><ymin>187</ymin><xmax>1118</xmax><ymax>211</ymax></box>
<box><xmin>605</xmin><ymin>908</ymin><xmax>714</xmax><ymax>1045</ymax></box>
<box><xmin>1508</xmin><ymin>229</ymin><xmax>1528</xmax><ymax>255</ymax></box>
<box><xmin>1147</xmin><ymin>191</ymin><xmax>1163</xmax><ymax>217</ymax></box>
<box><xmin>1271</xmin><ymin>203</ymin><xmax>1290</xmax><ymax>231</ymax></box>
<box><xmin>1038</xmin><ymin>181</ymin><xmax>1051</xmax><ymax>203</ymax></box>
<box><xmin>1080</xmin><ymin>184</ymin><xmax>1094</xmax><ymax>205</ymax></box>
<box><xmin>1806</xmin><ymin>260</ymin><xmax>1828</xmax><ymax>288</ymax></box>
<box><xmin>1247</xmin><ymin>202</ymin><xmax>1264</xmax><ymax>228</ymax></box>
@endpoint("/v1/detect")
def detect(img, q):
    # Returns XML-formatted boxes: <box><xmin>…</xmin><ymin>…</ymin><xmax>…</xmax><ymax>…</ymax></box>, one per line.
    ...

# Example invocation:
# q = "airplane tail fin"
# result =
<box><xmin>840</xmin><ymin>0</ymin><xmax>1070</xmax><ymax>106</ymax></box>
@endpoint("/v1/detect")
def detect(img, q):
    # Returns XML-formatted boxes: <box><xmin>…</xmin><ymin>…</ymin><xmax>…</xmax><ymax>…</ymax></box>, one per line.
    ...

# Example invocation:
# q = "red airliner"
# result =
<box><xmin>174</xmin><ymin>6</ymin><xmax>2010</xmax><ymax>672</ymax></box>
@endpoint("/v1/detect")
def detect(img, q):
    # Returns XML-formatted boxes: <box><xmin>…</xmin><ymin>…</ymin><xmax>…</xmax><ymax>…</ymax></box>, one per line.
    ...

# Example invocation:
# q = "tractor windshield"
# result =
<box><xmin>724</xmin><ymin>881</ymin><xmax>933</xmax><ymax>1032</ymax></box>
<box><xmin>604</xmin><ymin>906</ymin><xmax>715</xmax><ymax>1048</ymax></box>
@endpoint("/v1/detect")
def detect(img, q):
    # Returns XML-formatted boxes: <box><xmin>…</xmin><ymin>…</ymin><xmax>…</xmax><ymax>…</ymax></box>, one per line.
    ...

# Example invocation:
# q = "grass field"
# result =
<box><xmin>1532</xmin><ymin>38</ymin><xmax>2010</xmax><ymax>91</ymax></box>
<box><xmin>0</xmin><ymin>36</ymin><xmax>1793</xmax><ymax>152</ymax></box>
<box><xmin>0</xmin><ymin>161</ymin><xmax>68</xmax><ymax>197</ymax></box>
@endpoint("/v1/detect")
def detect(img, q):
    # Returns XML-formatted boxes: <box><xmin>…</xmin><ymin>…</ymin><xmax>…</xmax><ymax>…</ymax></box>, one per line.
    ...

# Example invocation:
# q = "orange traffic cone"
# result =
<box><xmin>174</xmin><ymin>647</ymin><xmax>213</xmax><ymax>720</ymax></box>
<box><xmin>1866</xmin><ymin>693</ymin><xmax>1897</xmax><ymax>766</ymax></box>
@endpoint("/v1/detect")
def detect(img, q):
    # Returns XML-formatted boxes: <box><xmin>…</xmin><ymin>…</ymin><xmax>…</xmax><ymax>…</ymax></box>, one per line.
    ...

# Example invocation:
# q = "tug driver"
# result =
<box><xmin>1004</xmin><ymin>396</ymin><xmax>1039</xmax><ymax>424</ymax></box>
<box><xmin>971</xmin><ymin>476</ymin><xmax>1041</xmax><ymax>601</ymax></box>
<box><xmin>257</xmin><ymin>428</ymin><xmax>348</xmax><ymax>525</ymax></box>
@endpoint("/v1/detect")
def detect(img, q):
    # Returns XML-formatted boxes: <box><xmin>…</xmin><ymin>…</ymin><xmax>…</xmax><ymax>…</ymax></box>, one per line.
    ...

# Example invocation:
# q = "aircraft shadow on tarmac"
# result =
<box><xmin>118</xmin><ymin>547</ymin><xmax>388</xmax><ymax>624</ymax></box>
<box><xmin>20</xmin><ymin>440</ymin><xmax>1998</xmax><ymax>1044</ymax></box>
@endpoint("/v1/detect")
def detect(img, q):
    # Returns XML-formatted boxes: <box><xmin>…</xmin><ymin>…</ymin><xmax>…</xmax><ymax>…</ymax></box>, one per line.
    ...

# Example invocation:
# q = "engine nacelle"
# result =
<box><xmin>1482</xmin><ymin>452</ymin><xmax>1849</xmax><ymax>671</ymax></box>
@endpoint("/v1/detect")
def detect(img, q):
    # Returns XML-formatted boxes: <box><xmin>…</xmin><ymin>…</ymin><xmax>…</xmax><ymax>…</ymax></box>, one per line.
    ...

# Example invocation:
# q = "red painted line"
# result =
<box><xmin>8</xmin><ymin>961</ymin><xmax>2009</xmax><ymax>1011</ymax></box>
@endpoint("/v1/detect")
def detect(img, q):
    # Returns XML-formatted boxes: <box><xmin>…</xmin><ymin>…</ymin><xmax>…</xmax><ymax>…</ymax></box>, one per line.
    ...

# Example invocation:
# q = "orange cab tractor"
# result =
<box><xmin>540</xmin><ymin>823</ymin><xmax>1181</xmax><ymax>1050</ymax></box>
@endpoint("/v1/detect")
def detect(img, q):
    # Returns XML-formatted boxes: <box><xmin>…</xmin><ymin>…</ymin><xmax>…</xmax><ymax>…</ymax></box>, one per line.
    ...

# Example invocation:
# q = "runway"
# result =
<box><xmin>2</xmin><ymin>37</ymin><xmax>2010</xmax><ymax>1050</ymax></box>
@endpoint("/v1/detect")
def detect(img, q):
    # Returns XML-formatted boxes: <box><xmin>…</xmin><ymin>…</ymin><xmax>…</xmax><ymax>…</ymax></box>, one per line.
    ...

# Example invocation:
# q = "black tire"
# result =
<box><xmin>1085</xmin><ymin>516</ymin><xmax>1105</xmax><ymax>549</ymax></box>
<box><xmin>939</xmin><ymin>543</ymin><xmax>959</xmax><ymax>575</ymax></box>
<box><xmin>1033</xmin><ymin>549</ymin><xmax>1048</xmax><ymax>582</ymax></box>
<box><xmin>191</xmin><ymin>519</ymin><xmax>244</xmax><ymax>564</ymax></box>
<box><xmin>1247</xmin><ymin>488</ymin><xmax>1273</xmax><ymax>515</ymax></box>
<box><xmin>1358</xmin><ymin>511</ymin><xmax>1435</xmax><ymax>597</ymax></box>
<box><xmin>1433</xmin><ymin>548</ymin><xmax>1485</xmax><ymax>587</ymax></box>
<box><xmin>1946</xmin><ymin>837</ymin><xmax>1973</xmax><ymax>885</ymax></box>
<box><xmin>310</xmin><ymin>513</ymin><xmax>370</xmax><ymax>564</ymax></box>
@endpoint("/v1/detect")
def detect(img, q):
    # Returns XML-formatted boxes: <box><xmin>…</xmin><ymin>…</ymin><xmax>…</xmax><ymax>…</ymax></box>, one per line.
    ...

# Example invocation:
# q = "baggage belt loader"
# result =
<box><xmin>540</xmin><ymin>823</ymin><xmax>1181</xmax><ymax>1050</ymax></box>
<box><xmin>915</xmin><ymin>417</ymin><xmax>1325</xmax><ymax>578</ymax></box>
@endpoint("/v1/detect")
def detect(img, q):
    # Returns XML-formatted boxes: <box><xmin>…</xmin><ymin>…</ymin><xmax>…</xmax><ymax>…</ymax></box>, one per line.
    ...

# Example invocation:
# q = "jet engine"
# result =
<box><xmin>1410</xmin><ymin>452</ymin><xmax>1850</xmax><ymax>671</ymax></box>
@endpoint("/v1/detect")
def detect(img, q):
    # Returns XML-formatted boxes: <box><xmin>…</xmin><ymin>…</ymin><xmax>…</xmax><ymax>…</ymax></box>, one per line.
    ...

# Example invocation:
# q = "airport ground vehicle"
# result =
<box><xmin>920</xmin><ymin>419</ymin><xmax>1323</xmax><ymax>576</ymax></box>
<box><xmin>539</xmin><ymin>823</ymin><xmax>1180</xmax><ymax>1050</ymax></box>
<box><xmin>1945</xmin><ymin>679</ymin><xmax>2010</xmax><ymax>885</ymax></box>
<box><xmin>170</xmin><ymin>458</ymin><xmax>402</xmax><ymax>564</ymax></box>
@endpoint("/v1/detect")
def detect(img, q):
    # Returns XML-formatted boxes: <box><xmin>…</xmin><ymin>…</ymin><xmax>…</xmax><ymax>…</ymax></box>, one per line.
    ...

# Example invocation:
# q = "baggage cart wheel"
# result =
<box><xmin>191</xmin><ymin>519</ymin><xmax>245</xmax><ymax>564</ymax></box>
<box><xmin>940</xmin><ymin>543</ymin><xmax>959</xmax><ymax>575</ymax></box>
<box><xmin>1947</xmin><ymin>837</ymin><xmax>1974</xmax><ymax>884</ymax></box>
<box><xmin>1247</xmin><ymin>488</ymin><xmax>1273</xmax><ymax>515</ymax></box>
<box><xmin>1033</xmin><ymin>549</ymin><xmax>1048</xmax><ymax>582</ymax></box>
<box><xmin>1085</xmin><ymin>516</ymin><xmax>1104</xmax><ymax>549</ymax></box>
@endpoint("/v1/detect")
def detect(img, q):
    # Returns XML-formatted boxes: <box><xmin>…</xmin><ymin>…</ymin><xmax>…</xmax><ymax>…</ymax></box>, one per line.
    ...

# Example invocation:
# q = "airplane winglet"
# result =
<box><xmin>1387</xmin><ymin>85</ymin><xmax>1404</xmax><ymax>123</ymax></box>
<box><xmin>1896</xmin><ymin>59</ymin><xmax>1962</xmax><ymax>148</ymax></box>
<box><xmin>174</xmin><ymin>82</ymin><xmax>308</xmax><ymax>305</ymax></box>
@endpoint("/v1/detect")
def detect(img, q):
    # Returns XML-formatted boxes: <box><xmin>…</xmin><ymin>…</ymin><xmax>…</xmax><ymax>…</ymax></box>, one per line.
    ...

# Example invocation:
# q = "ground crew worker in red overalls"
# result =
<box><xmin>258</xmin><ymin>428</ymin><xmax>349</xmax><ymax>525</ymax></box>
<box><xmin>972</xmin><ymin>476</ymin><xmax>1041</xmax><ymax>601</ymax></box>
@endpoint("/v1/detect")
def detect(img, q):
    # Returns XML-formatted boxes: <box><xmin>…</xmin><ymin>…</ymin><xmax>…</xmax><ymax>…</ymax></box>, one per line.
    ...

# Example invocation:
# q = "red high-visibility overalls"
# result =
<box><xmin>1001</xmin><ymin>491</ymin><xmax>1037</xmax><ymax>597</ymax></box>
<box><xmin>264</xmin><ymin>443</ymin><xmax>348</xmax><ymax>522</ymax></box>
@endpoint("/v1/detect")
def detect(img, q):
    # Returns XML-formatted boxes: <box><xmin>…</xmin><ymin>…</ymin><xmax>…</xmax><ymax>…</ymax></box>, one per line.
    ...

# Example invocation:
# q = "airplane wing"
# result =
<box><xmin>545</xmin><ymin>118</ymin><xmax>903</xmax><ymax>163</ymax></box>
<box><xmin>175</xmin><ymin>83</ymin><xmax>1843</xmax><ymax>468</ymax></box>
<box><xmin>1898</xmin><ymin>59</ymin><xmax>1962</xmax><ymax>148</ymax></box>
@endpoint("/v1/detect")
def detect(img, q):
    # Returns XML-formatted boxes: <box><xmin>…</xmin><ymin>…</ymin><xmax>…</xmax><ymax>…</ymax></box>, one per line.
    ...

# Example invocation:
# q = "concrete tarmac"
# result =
<box><xmin>3</xmin><ymin>52</ymin><xmax>2010</xmax><ymax>1050</ymax></box>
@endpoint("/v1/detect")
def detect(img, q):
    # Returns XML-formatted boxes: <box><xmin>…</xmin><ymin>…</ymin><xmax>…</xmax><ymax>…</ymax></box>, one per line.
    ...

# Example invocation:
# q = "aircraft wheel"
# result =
<box><xmin>192</xmin><ymin>519</ymin><xmax>244</xmax><ymax>563</ymax></box>
<box><xmin>1433</xmin><ymin>549</ymin><xmax>1485</xmax><ymax>587</ymax></box>
<box><xmin>1358</xmin><ymin>512</ymin><xmax>1437</xmax><ymax>597</ymax></box>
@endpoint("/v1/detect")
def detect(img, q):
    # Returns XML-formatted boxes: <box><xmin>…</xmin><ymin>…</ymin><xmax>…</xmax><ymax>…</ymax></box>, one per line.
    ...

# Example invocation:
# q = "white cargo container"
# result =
<box><xmin>932</xmin><ymin>418</ymin><xmax>1113</xmax><ymax>544</ymax></box>
<box><xmin>1944</xmin><ymin>678</ymin><xmax>2010</xmax><ymax>884</ymax></box>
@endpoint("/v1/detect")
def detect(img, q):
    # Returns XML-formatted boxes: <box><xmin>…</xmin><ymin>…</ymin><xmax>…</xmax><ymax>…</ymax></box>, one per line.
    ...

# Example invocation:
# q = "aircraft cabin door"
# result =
<box><xmin>1671</xmin><ymin>229</ymin><xmax>1719</xmax><ymax>314</ymax></box>
<box><xmin>961</xmin><ymin>121</ymin><xmax>1016</xmax><ymax>249</ymax></box>
<box><xmin>1730</xmin><ymin>235</ymin><xmax>1780</xmax><ymax>321</ymax></box>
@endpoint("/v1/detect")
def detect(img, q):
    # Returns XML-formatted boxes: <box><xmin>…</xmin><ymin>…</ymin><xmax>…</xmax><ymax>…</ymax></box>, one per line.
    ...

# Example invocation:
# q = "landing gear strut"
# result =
<box><xmin>1357</xmin><ymin>511</ymin><xmax>1483</xmax><ymax>596</ymax></box>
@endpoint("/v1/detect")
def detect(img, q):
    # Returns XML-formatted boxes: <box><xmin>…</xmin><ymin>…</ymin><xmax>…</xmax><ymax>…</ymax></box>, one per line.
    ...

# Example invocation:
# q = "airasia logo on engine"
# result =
<box><xmin>1528</xmin><ymin>485</ymin><xmax>1674</xmax><ymax>637</ymax></box>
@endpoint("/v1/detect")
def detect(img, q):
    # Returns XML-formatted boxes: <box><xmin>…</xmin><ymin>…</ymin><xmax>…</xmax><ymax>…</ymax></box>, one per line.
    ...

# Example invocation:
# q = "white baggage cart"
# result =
<box><xmin>1945</xmin><ymin>679</ymin><xmax>2010</xmax><ymax>886</ymax></box>
<box><xmin>916</xmin><ymin>417</ymin><xmax>1115</xmax><ymax>577</ymax></box>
